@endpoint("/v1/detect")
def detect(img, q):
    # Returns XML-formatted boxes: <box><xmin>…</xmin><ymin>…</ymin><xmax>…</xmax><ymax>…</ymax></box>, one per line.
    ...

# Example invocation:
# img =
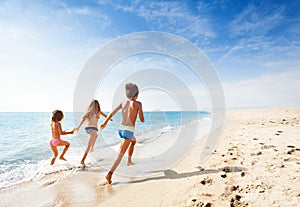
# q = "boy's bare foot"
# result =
<box><xmin>105</xmin><ymin>173</ymin><xmax>112</xmax><ymax>184</ymax></box>
<box><xmin>60</xmin><ymin>157</ymin><xmax>67</xmax><ymax>161</ymax></box>
<box><xmin>127</xmin><ymin>161</ymin><xmax>135</xmax><ymax>166</ymax></box>
<box><xmin>50</xmin><ymin>158</ymin><xmax>56</xmax><ymax>165</ymax></box>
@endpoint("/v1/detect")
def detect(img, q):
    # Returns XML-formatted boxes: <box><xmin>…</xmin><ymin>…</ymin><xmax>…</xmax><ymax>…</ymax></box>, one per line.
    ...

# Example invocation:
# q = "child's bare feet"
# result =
<box><xmin>80</xmin><ymin>161</ymin><xmax>86</xmax><ymax>167</ymax></box>
<box><xmin>60</xmin><ymin>156</ymin><xmax>67</xmax><ymax>161</ymax></box>
<box><xmin>50</xmin><ymin>157</ymin><xmax>56</xmax><ymax>165</ymax></box>
<box><xmin>127</xmin><ymin>161</ymin><xmax>135</xmax><ymax>166</ymax></box>
<box><xmin>105</xmin><ymin>172</ymin><xmax>112</xmax><ymax>184</ymax></box>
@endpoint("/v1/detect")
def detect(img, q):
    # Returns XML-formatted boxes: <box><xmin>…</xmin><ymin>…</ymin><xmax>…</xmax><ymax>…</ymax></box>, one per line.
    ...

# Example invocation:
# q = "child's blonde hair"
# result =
<box><xmin>82</xmin><ymin>99</ymin><xmax>101</xmax><ymax>119</ymax></box>
<box><xmin>125</xmin><ymin>83</ymin><xmax>139</xmax><ymax>99</ymax></box>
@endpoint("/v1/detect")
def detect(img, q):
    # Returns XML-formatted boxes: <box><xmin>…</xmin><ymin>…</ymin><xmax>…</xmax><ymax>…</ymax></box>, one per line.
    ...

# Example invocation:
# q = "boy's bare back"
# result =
<box><xmin>100</xmin><ymin>83</ymin><xmax>144</xmax><ymax>131</ymax></box>
<box><xmin>121</xmin><ymin>99</ymin><xmax>144</xmax><ymax>127</ymax></box>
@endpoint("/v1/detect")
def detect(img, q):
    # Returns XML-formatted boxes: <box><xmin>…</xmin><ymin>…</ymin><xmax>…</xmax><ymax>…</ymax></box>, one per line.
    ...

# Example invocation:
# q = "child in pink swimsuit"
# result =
<box><xmin>50</xmin><ymin>110</ymin><xmax>75</xmax><ymax>165</ymax></box>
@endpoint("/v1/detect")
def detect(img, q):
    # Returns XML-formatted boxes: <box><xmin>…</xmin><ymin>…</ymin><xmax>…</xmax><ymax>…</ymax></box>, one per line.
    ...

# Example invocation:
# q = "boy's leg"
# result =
<box><xmin>106</xmin><ymin>139</ymin><xmax>131</xmax><ymax>184</ymax></box>
<box><xmin>127</xmin><ymin>137</ymin><xmax>136</xmax><ymax>166</ymax></box>
<box><xmin>50</xmin><ymin>146</ymin><xmax>58</xmax><ymax>165</ymax></box>
<box><xmin>57</xmin><ymin>140</ymin><xmax>70</xmax><ymax>160</ymax></box>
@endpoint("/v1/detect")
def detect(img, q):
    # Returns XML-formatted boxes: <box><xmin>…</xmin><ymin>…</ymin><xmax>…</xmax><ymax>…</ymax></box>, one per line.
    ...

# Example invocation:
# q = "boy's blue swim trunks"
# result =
<box><xmin>118</xmin><ymin>125</ymin><xmax>135</xmax><ymax>139</ymax></box>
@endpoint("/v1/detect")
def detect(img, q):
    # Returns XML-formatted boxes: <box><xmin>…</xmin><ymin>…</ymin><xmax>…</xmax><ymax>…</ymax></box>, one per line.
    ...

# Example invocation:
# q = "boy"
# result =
<box><xmin>100</xmin><ymin>83</ymin><xmax>144</xmax><ymax>184</ymax></box>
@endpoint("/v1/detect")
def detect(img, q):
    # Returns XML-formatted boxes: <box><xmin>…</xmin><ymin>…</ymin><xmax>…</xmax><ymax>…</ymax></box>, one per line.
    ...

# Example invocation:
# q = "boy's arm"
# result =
<box><xmin>100</xmin><ymin>103</ymin><xmax>122</xmax><ymax>129</ymax></box>
<box><xmin>138</xmin><ymin>102</ymin><xmax>145</xmax><ymax>123</ymax></box>
<box><xmin>100</xmin><ymin>111</ymin><xmax>113</xmax><ymax>121</ymax></box>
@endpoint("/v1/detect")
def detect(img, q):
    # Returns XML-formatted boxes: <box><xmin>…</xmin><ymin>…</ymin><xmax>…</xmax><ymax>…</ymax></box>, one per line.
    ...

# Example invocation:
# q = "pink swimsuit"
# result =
<box><xmin>50</xmin><ymin>138</ymin><xmax>61</xmax><ymax>147</ymax></box>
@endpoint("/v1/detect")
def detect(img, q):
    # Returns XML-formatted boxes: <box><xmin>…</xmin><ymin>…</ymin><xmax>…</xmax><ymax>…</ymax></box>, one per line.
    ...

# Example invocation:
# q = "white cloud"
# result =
<box><xmin>110</xmin><ymin>1</ymin><xmax>215</xmax><ymax>39</ymax></box>
<box><xmin>223</xmin><ymin>69</ymin><xmax>300</xmax><ymax>108</ymax></box>
<box><xmin>230</xmin><ymin>3</ymin><xmax>284</xmax><ymax>37</ymax></box>
<box><xmin>217</xmin><ymin>33</ymin><xmax>300</xmax><ymax>65</ymax></box>
<box><xmin>216</xmin><ymin>3</ymin><xmax>295</xmax><ymax>64</ymax></box>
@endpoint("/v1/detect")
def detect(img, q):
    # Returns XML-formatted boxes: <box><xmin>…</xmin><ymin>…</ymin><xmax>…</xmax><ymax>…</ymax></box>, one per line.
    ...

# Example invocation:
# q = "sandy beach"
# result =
<box><xmin>1</xmin><ymin>108</ymin><xmax>300</xmax><ymax>207</ymax></box>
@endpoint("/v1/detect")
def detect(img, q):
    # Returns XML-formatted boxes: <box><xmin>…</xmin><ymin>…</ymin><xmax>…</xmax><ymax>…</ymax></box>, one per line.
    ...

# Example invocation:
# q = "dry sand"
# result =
<box><xmin>1</xmin><ymin>108</ymin><xmax>300</xmax><ymax>207</ymax></box>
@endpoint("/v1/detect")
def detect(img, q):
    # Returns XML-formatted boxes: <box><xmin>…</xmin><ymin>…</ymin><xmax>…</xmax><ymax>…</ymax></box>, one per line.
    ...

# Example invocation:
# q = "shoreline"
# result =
<box><xmin>0</xmin><ymin>114</ymin><xmax>211</xmax><ymax>190</ymax></box>
<box><xmin>1</xmin><ymin>108</ymin><xmax>300</xmax><ymax>206</ymax></box>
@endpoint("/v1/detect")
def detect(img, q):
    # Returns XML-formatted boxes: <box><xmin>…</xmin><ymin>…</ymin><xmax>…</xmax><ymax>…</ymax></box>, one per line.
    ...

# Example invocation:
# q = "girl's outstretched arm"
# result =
<box><xmin>61</xmin><ymin>129</ymin><xmax>74</xmax><ymax>135</ymax></box>
<box><xmin>57</xmin><ymin>122</ymin><xmax>74</xmax><ymax>135</ymax></box>
<box><xmin>74</xmin><ymin>118</ymin><xmax>86</xmax><ymax>132</ymax></box>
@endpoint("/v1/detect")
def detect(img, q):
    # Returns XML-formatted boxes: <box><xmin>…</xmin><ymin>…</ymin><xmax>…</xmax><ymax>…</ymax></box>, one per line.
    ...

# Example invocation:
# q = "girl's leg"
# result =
<box><xmin>127</xmin><ymin>137</ymin><xmax>136</xmax><ymax>166</ymax></box>
<box><xmin>50</xmin><ymin>146</ymin><xmax>58</xmax><ymax>165</ymax></box>
<box><xmin>106</xmin><ymin>139</ymin><xmax>131</xmax><ymax>184</ymax></box>
<box><xmin>81</xmin><ymin>152</ymin><xmax>88</xmax><ymax>166</ymax></box>
<box><xmin>57</xmin><ymin>140</ymin><xmax>70</xmax><ymax>161</ymax></box>
<box><xmin>81</xmin><ymin>131</ymin><xmax>97</xmax><ymax>165</ymax></box>
<box><xmin>90</xmin><ymin>134</ymin><xmax>98</xmax><ymax>152</ymax></box>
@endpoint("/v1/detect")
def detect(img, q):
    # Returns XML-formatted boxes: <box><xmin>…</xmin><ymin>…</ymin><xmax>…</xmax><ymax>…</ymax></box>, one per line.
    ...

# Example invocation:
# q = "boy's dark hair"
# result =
<box><xmin>52</xmin><ymin>110</ymin><xmax>64</xmax><ymax>122</ymax></box>
<box><xmin>125</xmin><ymin>83</ymin><xmax>139</xmax><ymax>99</ymax></box>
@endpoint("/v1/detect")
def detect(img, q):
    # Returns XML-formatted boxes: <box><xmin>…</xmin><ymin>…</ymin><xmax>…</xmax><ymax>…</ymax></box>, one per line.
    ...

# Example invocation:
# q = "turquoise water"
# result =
<box><xmin>0</xmin><ymin>111</ymin><xmax>210</xmax><ymax>189</ymax></box>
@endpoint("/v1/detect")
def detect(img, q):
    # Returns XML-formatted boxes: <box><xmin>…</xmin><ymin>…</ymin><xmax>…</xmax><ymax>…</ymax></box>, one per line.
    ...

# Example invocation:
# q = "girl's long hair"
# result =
<box><xmin>82</xmin><ymin>99</ymin><xmax>100</xmax><ymax>119</ymax></box>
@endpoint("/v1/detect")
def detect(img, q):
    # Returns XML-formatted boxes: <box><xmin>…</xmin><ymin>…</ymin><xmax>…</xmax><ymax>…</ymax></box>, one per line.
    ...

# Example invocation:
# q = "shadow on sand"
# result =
<box><xmin>113</xmin><ymin>166</ymin><xmax>248</xmax><ymax>185</ymax></box>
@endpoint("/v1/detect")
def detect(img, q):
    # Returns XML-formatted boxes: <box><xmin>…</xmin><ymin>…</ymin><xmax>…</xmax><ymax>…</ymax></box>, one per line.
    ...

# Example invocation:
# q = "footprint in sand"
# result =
<box><xmin>251</xmin><ymin>151</ymin><xmax>262</xmax><ymax>156</ymax></box>
<box><xmin>261</xmin><ymin>144</ymin><xmax>276</xmax><ymax>149</ymax></box>
<box><xmin>287</xmin><ymin>149</ymin><xmax>296</xmax><ymax>155</ymax></box>
<box><xmin>191</xmin><ymin>199</ymin><xmax>212</xmax><ymax>207</ymax></box>
<box><xmin>230</xmin><ymin>194</ymin><xmax>248</xmax><ymax>207</ymax></box>
<box><xmin>221</xmin><ymin>173</ymin><xmax>227</xmax><ymax>178</ymax></box>
<box><xmin>42</xmin><ymin>180</ymin><xmax>57</xmax><ymax>187</ymax></box>
<box><xmin>200</xmin><ymin>177</ymin><xmax>213</xmax><ymax>185</ymax></box>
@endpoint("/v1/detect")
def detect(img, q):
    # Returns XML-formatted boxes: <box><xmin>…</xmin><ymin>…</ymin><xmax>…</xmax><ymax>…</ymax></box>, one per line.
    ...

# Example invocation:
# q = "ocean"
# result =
<box><xmin>0</xmin><ymin>111</ymin><xmax>211</xmax><ymax>189</ymax></box>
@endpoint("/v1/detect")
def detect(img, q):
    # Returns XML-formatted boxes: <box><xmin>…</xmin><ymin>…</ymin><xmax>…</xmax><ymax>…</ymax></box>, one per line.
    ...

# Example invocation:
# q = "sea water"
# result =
<box><xmin>0</xmin><ymin>111</ymin><xmax>210</xmax><ymax>189</ymax></box>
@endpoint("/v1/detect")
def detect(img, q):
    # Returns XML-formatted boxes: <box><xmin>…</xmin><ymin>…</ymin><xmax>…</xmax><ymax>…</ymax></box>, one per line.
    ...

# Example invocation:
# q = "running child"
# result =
<box><xmin>100</xmin><ymin>83</ymin><xmax>144</xmax><ymax>184</ymax></box>
<box><xmin>75</xmin><ymin>99</ymin><xmax>108</xmax><ymax>166</ymax></box>
<box><xmin>50</xmin><ymin>110</ymin><xmax>74</xmax><ymax>165</ymax></box>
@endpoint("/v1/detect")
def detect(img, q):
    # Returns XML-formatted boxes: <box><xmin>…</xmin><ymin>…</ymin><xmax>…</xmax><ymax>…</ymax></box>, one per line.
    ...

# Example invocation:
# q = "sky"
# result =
<box><xmin>0</xmin><ymin>0</ymin><xmax>299</xmax><ymax>112</ymax></box>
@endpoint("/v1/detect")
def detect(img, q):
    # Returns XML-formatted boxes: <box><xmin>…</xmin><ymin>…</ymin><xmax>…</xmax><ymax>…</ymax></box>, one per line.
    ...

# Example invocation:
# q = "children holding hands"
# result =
<box><xmin>50</xmin><ymin>83</ymin><xmax>144</xmax><ymax>186</ymax></box>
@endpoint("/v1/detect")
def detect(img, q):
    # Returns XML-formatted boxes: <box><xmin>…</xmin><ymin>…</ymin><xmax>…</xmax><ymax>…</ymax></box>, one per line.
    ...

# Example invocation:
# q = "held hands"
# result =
<box><xmin>70</xmin><ymin>129</ymin><xmax>76</xmax><ymax>134</ymax></box>
<box><xmin>100</xmin><ymin>123</ymin><xmax>106</xmax><ymax>130</ymax></box>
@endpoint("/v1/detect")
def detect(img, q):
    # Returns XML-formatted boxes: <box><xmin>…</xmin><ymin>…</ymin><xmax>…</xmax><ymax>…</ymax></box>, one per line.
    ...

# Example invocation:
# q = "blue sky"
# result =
<box><xmin>0</xmin><ymin>0</ymin><xmax>299</xmax><ymax>111</ymax></box>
